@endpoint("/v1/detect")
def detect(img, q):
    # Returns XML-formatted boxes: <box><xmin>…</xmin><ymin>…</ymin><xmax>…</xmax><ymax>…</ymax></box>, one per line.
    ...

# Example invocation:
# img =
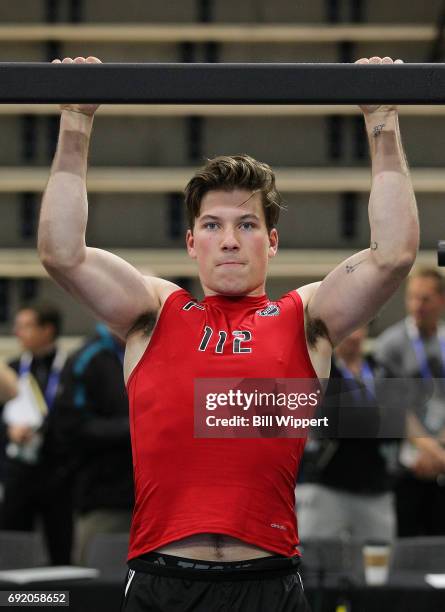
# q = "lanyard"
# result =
<box><xmin>405</xmin><ymin>318</ymin><xmax>445</xmax><ymax>380</ymax></box>
<box><xmin>18</xmin><ymin>349</ymin><xmax>65</xmax><ymax>411</ymax></box>
<box><xmin>337</xmin><ymin>359</ymin><xmax>375</xmax><ymax>403</ymax></box>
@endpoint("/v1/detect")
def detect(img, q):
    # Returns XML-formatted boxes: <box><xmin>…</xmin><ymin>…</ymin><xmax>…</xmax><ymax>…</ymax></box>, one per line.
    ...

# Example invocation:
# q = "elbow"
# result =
<box><xmin>38</xmin><ymin>245</ymin><xmax>86</xmax><ymax>273</ymax></box>
<box><xmin>374</xmin><ymin>250</ymin><xmax>417</xmax><ymax>280</ymax></box>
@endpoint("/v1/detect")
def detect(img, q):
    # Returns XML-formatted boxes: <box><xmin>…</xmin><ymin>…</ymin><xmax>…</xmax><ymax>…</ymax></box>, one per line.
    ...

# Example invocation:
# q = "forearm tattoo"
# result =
<box><xmin>373</xmin><ymin>124</ymin><xmax>385</xmax><ymax>137</ymax></box>
<box><xmin>346</xmin><ymin>259</ymin><xmax>366</xmax><ymax>274</ymax></box>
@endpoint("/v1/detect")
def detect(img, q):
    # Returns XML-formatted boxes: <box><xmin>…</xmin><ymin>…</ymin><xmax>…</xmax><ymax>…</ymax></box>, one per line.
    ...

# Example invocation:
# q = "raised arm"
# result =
<box><xmin>305</xmin><ymin>57</ymin><xmax>419</xmax><ymax>348</ymax></box>
<box><xmin>38</xmin><ymin>57</ymin><xmax>178</xmax><ymax>338</ymax></box>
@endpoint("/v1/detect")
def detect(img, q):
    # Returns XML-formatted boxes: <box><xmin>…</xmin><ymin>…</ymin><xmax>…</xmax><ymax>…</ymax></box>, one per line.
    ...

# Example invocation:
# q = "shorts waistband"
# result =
<box><xmin>128</xmin><ymin>551</ymin><xmax>301</xmax><ymax>582</ymax></box>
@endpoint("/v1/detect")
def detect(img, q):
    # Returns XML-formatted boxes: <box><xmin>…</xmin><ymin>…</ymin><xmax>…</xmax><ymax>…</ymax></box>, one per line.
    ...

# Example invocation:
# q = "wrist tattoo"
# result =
<box><xmin>373</xmin><ymin>124</ymin><xmax>385</xmax><ymax>137</ymax></box>
<box><xmin>371</xmin><ymin>241</ymin><xmax>378</xmax><ymax>250</ymax></box>
<box><xmin>346</xmin><ymin>259</ymin><xmax>365</xmax><ymax>274</ymax></box>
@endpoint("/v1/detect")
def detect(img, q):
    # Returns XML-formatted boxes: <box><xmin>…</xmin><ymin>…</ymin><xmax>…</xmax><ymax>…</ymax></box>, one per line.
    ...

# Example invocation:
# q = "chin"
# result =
<box><xmin>210</xmin><ymin>277</ymin><xmax>251</xmax><ymax>296</ymax></box>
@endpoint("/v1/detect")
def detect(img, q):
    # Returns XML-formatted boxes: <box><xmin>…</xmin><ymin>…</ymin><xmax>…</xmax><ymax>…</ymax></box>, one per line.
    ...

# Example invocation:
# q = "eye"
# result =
<box><xmin>203</xmin><ymin>222</ymin><xmax>219</xmax><ymax>230</ymax></box>
<box><xmin>240</xmin><ymin>222</ymin><xmax>255</xmax><ymax>230</ymax></box>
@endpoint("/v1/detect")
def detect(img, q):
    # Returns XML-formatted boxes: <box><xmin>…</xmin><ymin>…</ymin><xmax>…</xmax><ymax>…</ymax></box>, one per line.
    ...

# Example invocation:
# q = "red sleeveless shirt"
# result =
<box><xmin>126</xmin><ymin>289</ymin><xmax>317</xmax><ymax>559</ymax></box>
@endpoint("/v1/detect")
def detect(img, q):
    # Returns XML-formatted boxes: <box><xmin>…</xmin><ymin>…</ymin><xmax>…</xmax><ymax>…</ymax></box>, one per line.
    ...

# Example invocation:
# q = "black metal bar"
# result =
<box><xmin>0</xmin><ymin>63</ymin><xmax>444</xmax><ymax>104</ymax></box>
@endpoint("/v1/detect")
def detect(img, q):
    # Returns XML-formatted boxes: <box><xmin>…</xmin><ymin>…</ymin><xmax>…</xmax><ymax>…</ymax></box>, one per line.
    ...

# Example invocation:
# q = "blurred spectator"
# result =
<box><xmin>375</xmin><ymin>267</ymin><xmax>445</xmax><ymax>536</ymax></box>
<box><xmin>50</xmin><ymin>323</ymin><xmax>133</xmax><ymax>565</ymax></box>
<box><xmin>0</xmin><ymin>303</ymin><xmax>71</xmax><ymax>564</ymax></box>
<box><xmin>297</xmin><ymin>327</ymin><xmax>396</xmax><ymax>542</ymax></box>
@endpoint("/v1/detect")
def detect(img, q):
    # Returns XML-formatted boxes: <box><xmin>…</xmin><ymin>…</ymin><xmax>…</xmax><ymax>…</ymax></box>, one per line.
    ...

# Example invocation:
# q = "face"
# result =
<box><xmin>186</xmin><ymin>189</ymin><xmax>278</xmax><ymax>296</ymax></box>
<box><xmin>335</xmin><ymin>327</ymin><xmax>367</xmax><ymax>360</ymax></box>
<box><xmin>13</xmin><ymin>309</ymin><xmax>55</xmax><ymax>353</ymax></box>
<box><xmin>406</xmin><ymin>276</ymin><xmax>445</xmax><ymax>330</ymax></box>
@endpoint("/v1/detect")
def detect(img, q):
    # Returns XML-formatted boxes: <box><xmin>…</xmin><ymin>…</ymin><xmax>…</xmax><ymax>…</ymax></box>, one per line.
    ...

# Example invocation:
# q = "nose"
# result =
<box><xmin>220</xmin><ymin>227</ymin><xmax>240</xmax><ymax>251</ymax></box>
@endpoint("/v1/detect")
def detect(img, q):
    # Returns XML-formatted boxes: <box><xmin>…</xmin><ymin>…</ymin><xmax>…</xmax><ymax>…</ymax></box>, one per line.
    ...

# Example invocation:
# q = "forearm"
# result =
<box><xmin>38</xmin><ymin>110</ymin><xmax>94</xmax><ymax>267</ymax></box>
<box><xmin>365</xmin><ymin>110</ymin><xmax>419</xmax><ymax>270</ymax></box>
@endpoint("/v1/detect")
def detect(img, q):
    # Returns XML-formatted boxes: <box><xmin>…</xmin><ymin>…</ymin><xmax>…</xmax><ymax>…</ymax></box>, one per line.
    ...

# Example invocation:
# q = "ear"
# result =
<box><xmin>268</xmin><ymin>228</ymin><xmax>278</xmax><ymax>258</ymax></box>
<box><xmin>186</xmin><ymin>229</ymin><xmax>197</xmax><ymax>259</ymax></box>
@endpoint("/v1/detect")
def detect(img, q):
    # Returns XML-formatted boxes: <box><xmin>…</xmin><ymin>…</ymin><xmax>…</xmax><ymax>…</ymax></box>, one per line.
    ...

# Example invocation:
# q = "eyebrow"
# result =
<box><xmin>199</xmin><ymin>214</ymin><xmax>260</xmax><ymax>222</ymax></box>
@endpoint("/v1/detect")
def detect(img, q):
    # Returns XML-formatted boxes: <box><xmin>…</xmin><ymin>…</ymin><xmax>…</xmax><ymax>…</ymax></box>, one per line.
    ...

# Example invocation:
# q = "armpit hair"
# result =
<box><xmin>305</xmin><ymin>307</ymin><xmax>332</xmax><ymax>348</ymax></box>
<box><xmin>126</xmin><ymin>311</ymin><xmax>157</xmax><ymax>338</ymax></box>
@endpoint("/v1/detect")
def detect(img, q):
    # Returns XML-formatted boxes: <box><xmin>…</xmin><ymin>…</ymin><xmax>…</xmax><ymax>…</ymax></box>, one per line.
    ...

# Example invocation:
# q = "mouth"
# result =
<box><xmin>216</xmin><ymin>261</ymin><xmax>245</xmax><ymax>267</ymax></box>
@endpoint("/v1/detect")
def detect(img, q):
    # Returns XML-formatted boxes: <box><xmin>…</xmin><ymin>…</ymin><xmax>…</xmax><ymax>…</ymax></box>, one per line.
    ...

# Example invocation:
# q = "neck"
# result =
<box><xmin>203</xmin><ymin>284</ymin><xmax>266</xmax><ymax>297</ymax></box>
<box><xmin>416</xmin><ymin>322</ymin><xmax>438</xmax><ymax>338</ymax></box>
<box><xmin>31</xmin><ymin>343</ymin><xmax>56</xmax><ymax>358</ymax></box>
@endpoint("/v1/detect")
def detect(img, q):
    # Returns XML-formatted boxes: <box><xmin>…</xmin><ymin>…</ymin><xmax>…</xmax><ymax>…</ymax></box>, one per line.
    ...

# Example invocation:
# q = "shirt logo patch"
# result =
<box><xmin>257</xmin><ymin>304</ymin><xmax>280</xmax><ymax>317</ymax></box>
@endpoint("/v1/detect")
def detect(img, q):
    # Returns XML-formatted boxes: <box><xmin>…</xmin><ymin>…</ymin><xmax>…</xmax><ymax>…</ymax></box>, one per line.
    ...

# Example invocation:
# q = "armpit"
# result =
<box><xmin>126</xmin><ymin>311</ymin><xmax>157</xmax><ymax>338</ymax></box>
<box><xmin>305</xmin><ymin>309</ymin><xmax>332</xmax><ymax>348</ymax></box>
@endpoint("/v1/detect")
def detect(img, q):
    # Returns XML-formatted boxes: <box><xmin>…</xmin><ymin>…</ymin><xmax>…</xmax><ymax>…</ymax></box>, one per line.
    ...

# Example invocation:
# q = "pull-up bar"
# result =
<box><xmin>0</xmin><ymin>62</ymin><xmax>444</xmax><ymax>104</ymax></box>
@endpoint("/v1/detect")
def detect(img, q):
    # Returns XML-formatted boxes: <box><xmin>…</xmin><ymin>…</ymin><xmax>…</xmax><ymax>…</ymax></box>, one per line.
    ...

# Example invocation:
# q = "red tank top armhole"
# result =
<box><xmin>126</xmin><ymin>288</ymin><xmax>192</xmax><ymax>391</ymax></box>
<box><xmin>288</xmin><ymin>289</ymin><xmax>318</xmax><ymax>380</ymax></box>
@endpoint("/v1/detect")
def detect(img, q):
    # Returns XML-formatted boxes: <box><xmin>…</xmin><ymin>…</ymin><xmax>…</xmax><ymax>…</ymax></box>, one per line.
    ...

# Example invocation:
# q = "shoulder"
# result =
<box><xmin>295</xmin><ymin>282</ymin><xmax>322</xmax><ymax>308</ymax></box>
<box><xmin>147</xmin><ymin>277</ymin><xmax>183</xmax><ymax>306</ymax></box>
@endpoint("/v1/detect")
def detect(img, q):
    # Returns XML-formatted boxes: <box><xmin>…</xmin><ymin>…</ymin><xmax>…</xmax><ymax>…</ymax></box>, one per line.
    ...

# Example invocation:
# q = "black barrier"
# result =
<box><xmin>1</xmin><ymin>63</ymin><xmax>445</xmax><ymax>104</ymax></box>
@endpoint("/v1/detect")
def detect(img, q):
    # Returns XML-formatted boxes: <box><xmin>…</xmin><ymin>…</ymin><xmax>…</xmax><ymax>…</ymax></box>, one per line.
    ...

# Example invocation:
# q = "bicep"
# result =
<box><xmin>45</xmin><ymin>246</ymin><xmax>178</xmax><ymax>337</ymax></box>
<box><xmin>307</xmin><ymin>249</ymin><xmax>403</xmax><ymax>346</ymax></box>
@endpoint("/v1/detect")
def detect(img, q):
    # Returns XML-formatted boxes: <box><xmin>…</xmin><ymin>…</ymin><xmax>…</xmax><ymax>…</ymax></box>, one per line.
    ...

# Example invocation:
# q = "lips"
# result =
<box><xmin>217</xmin><ymin>261</ymin><xmax>245</xmax><ymax>266</ymax></box>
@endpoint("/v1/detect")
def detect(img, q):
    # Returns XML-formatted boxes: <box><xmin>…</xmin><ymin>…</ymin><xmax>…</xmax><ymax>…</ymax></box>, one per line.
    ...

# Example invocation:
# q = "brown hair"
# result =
<box><xmin>184</xmin><ymin>154</ymin><xmax>284</xmax><ymax>231</ymax></box>
<box><xmin>18</xmin><ymin>302</ymin><xmax>62</xmax><ymax>339</ymax></box>
<box><xmin>410</xmin><ymin>267</ymin><xmax>445</xmax><ymax>294</ymax></box>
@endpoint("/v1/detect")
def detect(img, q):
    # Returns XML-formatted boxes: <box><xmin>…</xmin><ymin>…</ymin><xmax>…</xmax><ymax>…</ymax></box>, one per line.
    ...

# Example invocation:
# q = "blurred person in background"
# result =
<box><xmin>49</xmin><ymin>323</ymin><xmax>133</xmax><ymax>565</ymax></box>
<box><xmin>0</xmin><ymin>303</ymin><xmax>72</xmax><ymax>564</ymax></box>
<box><xmin>375</xmin><ymin>268</ymin><xmax>445</xmax><ymax>536</ymax></box>
<box><xmin>297</xmin><ymin>327</ymin><xmax>396</xmax><ymax>542</ymax></box>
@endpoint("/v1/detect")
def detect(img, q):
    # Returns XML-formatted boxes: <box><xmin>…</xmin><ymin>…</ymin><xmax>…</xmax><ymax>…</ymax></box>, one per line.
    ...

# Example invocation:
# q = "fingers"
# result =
<box><xmin>356</xmin><ymin>56</ymin><xmax>404</xmax><ymax>64</ymax></box>
<box><xmin>51</xmin><ymin>56</ymin><xmax>102</xmax><ymax>64</ymax></box>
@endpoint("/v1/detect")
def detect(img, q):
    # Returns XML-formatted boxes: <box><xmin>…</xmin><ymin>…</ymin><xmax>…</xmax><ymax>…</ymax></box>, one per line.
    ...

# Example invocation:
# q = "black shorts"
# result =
<box><xmin>121</xmin><ymin>552</ymin><xmax>311</xmax><ymax>612</ymax></box>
